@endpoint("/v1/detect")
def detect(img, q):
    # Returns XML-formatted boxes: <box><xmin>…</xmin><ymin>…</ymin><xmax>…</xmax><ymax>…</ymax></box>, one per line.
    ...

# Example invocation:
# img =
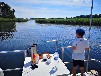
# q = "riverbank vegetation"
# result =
<box><xmin>35</xmin><ymin>15</ymin><xmax>101</xmax><ymax>26</ymax></box>
<box><xmin>0</xmin><ymin>2</ymin><xmax>28</xmax><ymax>22</ymax></box>
<box><xmin>35</xmin><ymin>18</ymin><xmax>101</xmax><ymax>25</ymax></box>
<box><xmin>0</xmin><ymin>18</ymin><xmax>28</xmax><ymax>22</ymax></box>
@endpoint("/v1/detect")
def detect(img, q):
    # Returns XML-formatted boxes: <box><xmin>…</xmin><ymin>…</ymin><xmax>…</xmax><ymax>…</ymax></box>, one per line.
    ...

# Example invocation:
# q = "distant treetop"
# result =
<box><xmin>0</xmin><ymin>2</ymin><xmax>15</xmax><ymax>18</ymax></box>
<box><xmin>73</xmin><ymin>14</ymin><xmax>101</xmax><ymax>18</ymax></box>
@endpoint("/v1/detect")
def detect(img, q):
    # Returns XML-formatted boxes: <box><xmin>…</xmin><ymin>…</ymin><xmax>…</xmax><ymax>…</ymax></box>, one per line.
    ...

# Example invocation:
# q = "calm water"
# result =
<box><xmin>0</xmin><ymin>20</ymin><xmax>101</xmax><ymax>74</ymax></box>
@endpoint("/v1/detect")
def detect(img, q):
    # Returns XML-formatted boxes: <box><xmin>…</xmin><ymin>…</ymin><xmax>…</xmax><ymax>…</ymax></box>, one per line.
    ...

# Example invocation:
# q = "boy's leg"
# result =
<box><xmin>72</xmin><ymin>66</ymin><xmax>76</xmax><ymax>76</ymax></box>
<box><xmin>79</xmin><ymin>60</ymin><xmax>84</xmax><ymax>76</ymax></box>
<box><xmin>80</xmin><ymin>67</ymin><xmax>84</xmax><ymax>76</ymax></box>
<box><xmin>72</xmin><ymin>59</ymin><xmax>77</xmax><ymax>76</ymax></box>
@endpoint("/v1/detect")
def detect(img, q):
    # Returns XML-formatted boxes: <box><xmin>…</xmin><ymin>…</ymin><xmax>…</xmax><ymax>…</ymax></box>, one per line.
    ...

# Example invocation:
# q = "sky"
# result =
<box><xmin>1</xmin><ymin>0</ymin><xmax>101</xmax><ymax>18</ymax></box>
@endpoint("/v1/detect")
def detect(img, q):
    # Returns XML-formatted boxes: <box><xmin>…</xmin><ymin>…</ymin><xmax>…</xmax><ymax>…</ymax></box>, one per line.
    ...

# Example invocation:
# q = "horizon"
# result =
<box><xmin>0</xmin><ymin>0</ymin><xmax>101</xmax><ymax>18</ymax></box>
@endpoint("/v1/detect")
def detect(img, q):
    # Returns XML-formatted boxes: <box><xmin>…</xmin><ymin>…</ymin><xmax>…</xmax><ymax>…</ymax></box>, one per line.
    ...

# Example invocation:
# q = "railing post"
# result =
<box><xmin>61</xmin><ymin>47</ymin><xmax>64</xmax><ymax>62</ymax></box>
<box><xmin>56</xmin><ymin>40</ymin><xmax>58</xmax><ymax>51</ymax></box>
<box><xmin>0</xmin><ymin>68</ymin><xmax>4</xmax><ymax>76</ymax></box>
<box><xmin>86</xmin><ymin>0</ymin><xmax>93</xmax><ymax>72</ymax></box>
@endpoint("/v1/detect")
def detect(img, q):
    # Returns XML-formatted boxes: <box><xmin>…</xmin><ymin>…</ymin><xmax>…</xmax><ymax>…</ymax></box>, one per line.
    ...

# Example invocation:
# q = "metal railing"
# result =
<box><xmin>0</xmin><ymin>68</ymin><xmax>23</xmax><ymax>72</ymax></box>
<box><xmin>0</xmin><ymin>68</ymin><xmax>4</xmax><ymax>76</ymax></box>
<box><xmin>61</xmin><ymin>45</ymin><xmax>100</xmax><ymax>76</ymax></box>
<box><xmin>0</xmin><ymin>40</ymin><xmax>101</xmax><ymax>75</ymax></box>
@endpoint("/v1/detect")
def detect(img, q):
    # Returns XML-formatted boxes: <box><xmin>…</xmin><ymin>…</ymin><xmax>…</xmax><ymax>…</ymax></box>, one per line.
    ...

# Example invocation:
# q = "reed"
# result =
<box><xmin>0</xmin><ymin>18</ymin><xmax>28</xmax><ymax>22</ymax></box>
<box><xmin>35</xmin><ymin>18</ymin><xmax>101</xmax><ymax>26</ymax></box>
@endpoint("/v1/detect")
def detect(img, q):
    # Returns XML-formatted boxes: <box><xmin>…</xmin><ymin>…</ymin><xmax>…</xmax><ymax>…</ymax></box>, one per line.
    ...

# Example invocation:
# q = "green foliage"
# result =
<box><xmin>74</xmin><ymin>14</ymin><xmax>101</xmax><ymax>18</ymax></box>
<box><xmin>0</xmin><ymin>22</ymin><xmax>16</xmax><ymax>40</ymax></box>
<box><xmin>0</xmin><ymin>18</ymin><xmax>28</xmax><ymax>22</ymax></box>
<box><xmin>0</xmin><ymin>2</ymin><xmax>15</xmax><ymax>18</ymax></box>
<box><xmin>35</xmin><ymin>18</ymin><xmax>101</xmax><ymax>26</ymax></box>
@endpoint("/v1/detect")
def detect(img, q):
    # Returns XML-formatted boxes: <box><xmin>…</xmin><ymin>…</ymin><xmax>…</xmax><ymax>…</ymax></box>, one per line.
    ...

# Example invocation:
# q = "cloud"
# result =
<box><xmin>6</xmin><ymin>0</ymin><xmax>92</xmax><ymax>7</ymax></box>
<box><xmin>12</xmin><ymin>5</ymin><xmax>89</xmax><ymax>18</ymax></box>
<box><xmin>1</xmin><ymin>0</ymin><xmax>92</xmax><ymax>18</ymax></box>
<box><xmin>12</xmin><ymin>6</ymin><xmax>35</xmax><ymax>18</ymax></box>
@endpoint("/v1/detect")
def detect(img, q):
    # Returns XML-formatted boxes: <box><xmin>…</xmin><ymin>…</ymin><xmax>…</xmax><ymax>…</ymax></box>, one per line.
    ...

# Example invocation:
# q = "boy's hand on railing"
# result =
<box><xmin>61</xmin><ymin>47</ymin><xmax>64</xmax><ymax>51</ymax></box>
<box><xmin>72</xmin><ymin>46</ymin><xmax>76</xmax><ymax>50</ymax></box>
<box><xmin>85</xmin><ymin>48</ymin><xmax>90</xmax><ymax>51</ymax></box>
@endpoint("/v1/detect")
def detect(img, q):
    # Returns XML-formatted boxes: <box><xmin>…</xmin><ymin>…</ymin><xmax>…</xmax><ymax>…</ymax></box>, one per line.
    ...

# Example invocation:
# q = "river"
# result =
<box><xmin>0</xmin><ymin>20</ymin><xmax>101</xmax><ymax>74</ymax></box>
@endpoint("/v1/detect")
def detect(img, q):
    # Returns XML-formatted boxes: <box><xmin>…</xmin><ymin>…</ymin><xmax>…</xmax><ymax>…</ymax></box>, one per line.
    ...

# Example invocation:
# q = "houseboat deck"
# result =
<box><xmin>22</xmin><ymin>54</ymin><xmax>97</xmax><ymax>76</ymax></box>
<box><xmin>0</xmin><ymin>52</ymin><xmax>98</xmax><ymax>76</ymax></box>
<box><xmin>22</xmin><ymin>54</ymin><xmax>70</xmax><ymax>76</ymax></box>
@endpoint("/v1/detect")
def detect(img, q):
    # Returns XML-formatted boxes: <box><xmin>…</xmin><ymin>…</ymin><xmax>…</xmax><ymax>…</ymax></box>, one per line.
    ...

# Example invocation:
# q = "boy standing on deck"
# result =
<box><xmin>72</xmin><ymin>28</ymin><xmax>89</xmax><ymax>76</ymax></box>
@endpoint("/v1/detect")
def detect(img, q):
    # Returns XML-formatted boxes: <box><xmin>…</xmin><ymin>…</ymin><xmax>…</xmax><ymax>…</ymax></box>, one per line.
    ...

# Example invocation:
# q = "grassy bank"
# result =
<box><xmin>35</xmin><ymin>18</ymin><xmax>101</xmax><ymax>26</ymax></box>
<box><xmin>0</xmin><ymin>18</ymin><xmax>28</xmax><ymax>22</ymax></box>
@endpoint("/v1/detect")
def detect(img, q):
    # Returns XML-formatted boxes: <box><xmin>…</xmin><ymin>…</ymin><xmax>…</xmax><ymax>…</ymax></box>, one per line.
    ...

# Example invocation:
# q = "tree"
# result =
<box><xmin>0</xmin><ymin>2</ymin><xmax>15</xmax><ymax>18</ymax></box>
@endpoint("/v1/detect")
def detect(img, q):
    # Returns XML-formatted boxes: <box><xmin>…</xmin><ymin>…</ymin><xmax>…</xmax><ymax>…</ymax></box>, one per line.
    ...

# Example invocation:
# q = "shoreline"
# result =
<box><xmin>35</xmin><ymin>18</ymin><xmax>101</xmax><ymax>26</ymax></box>
<box><xmin>0</xmin><ymin>18</ymin><xmax>28</xmax><ymax>22</ymax></box>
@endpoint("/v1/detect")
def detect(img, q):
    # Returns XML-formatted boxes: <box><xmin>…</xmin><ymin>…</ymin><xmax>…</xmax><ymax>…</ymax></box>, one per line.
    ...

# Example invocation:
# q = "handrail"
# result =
<box><xmin>1</xmin><ymin>68</ymin><xmax>23</xmax><ymax>72</ymax></box>
<box><xmin>47</xmin><ymin>40</ymin><xmax>59</xmax><ymax>50</ymax></box>
<box><xmin>61</xmin><ymin>45</ymin><xmax>100</xmax><ymax>75</ymax></box>
<box><xmin>0</xmin><ymin>68</ymin><xmax>4</xmax><ymax>76</ymax></box>
<box><xmin>86</xmin><ymin>0</ymin><xmax>93</xmax><ymax>72</ymax></box>
<box><xmin>0</xmin><ymin>45</ymin><xmax>101</xmax><ymax>72</ymax></box>
<box><xmin>64</xmin><ymin>59</ymin><xmax>101</xmax><ymax>64</ymax></box>
<box><xmin>61</xmin><ymin>46</ymin><xmax>72</xmax><ymax>62</ymax></box>
<box><xmin>0</xmin><ymin>58</ymin><xmax>100</xmax><ymax>72</ymax></box>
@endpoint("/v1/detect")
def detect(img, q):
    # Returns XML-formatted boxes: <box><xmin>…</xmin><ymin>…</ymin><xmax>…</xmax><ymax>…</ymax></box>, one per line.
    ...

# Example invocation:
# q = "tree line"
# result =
<box><xmin>73</xmin><ymin>14</ymin><xmax>101</xmax><ymax>18</ymax></box>
<box><xmin>35</xmin><ymin>18</ymin><xmax>101</xmax><ymax>26</ymax></box>
<box><xmin>0</xmin><ymin>2</ymin><xmax>15</xmax><ymax>18</ymax></box>
<box><xmin>0</xmin><ymin>2</ymin><xmax>28</xmax><ymax>22</ymax></box>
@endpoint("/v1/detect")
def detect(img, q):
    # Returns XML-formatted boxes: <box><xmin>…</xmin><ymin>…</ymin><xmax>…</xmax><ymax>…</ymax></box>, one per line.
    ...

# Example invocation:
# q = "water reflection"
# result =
<box><xmin>0</xmin><ymin>22</ymin><xmax>16</xmax><ymax>41</ymax></box>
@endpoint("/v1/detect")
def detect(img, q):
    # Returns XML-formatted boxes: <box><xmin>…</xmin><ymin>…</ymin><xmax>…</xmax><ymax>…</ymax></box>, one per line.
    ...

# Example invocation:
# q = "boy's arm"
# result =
<box><xmin>72</xmin><ymin>46</ymin><xmax>76</xmax><ymax>50</ymax></box>
<box><xmin>85</xmin><ymin>48</ymin><xmax>90</xmax><ymax>51</ymax></box>
<box><xmin>85</xmin><ymin>41</ymin><xmax>90</xmax><ymax>51</ymax></box>
<box><xmin>72</xmin><ymin>40</ymin><xmax>77</xmax><ymax>50</ymax></box>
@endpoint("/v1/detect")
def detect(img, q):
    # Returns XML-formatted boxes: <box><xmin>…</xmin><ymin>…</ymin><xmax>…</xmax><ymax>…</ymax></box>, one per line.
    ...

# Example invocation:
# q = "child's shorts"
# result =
<box><xmin>73</xmin><ymin>59</ymin><xmax>84</xmax><ymax>67</ymax></box>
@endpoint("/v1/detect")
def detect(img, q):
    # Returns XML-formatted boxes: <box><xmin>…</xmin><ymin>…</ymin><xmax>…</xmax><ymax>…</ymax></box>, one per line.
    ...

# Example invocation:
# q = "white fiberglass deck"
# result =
<box><xmin>22</xmin><ymin>54</ymin><xmax>70</xmax><ymax>76</ymax></box>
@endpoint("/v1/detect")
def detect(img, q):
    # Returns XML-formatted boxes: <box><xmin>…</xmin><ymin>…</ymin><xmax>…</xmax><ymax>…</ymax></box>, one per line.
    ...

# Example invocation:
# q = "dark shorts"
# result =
<box><xmin>73</xmin><ymin>59</ymin><xmax>84</xmax><ymax>67</ymax></box>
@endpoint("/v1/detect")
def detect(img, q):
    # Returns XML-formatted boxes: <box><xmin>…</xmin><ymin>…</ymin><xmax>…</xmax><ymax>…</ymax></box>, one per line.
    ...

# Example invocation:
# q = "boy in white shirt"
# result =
<box><xmin>72</xmin><ymin>28</ymin><xmax>89</xmax><ymax>76</ymax></box>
